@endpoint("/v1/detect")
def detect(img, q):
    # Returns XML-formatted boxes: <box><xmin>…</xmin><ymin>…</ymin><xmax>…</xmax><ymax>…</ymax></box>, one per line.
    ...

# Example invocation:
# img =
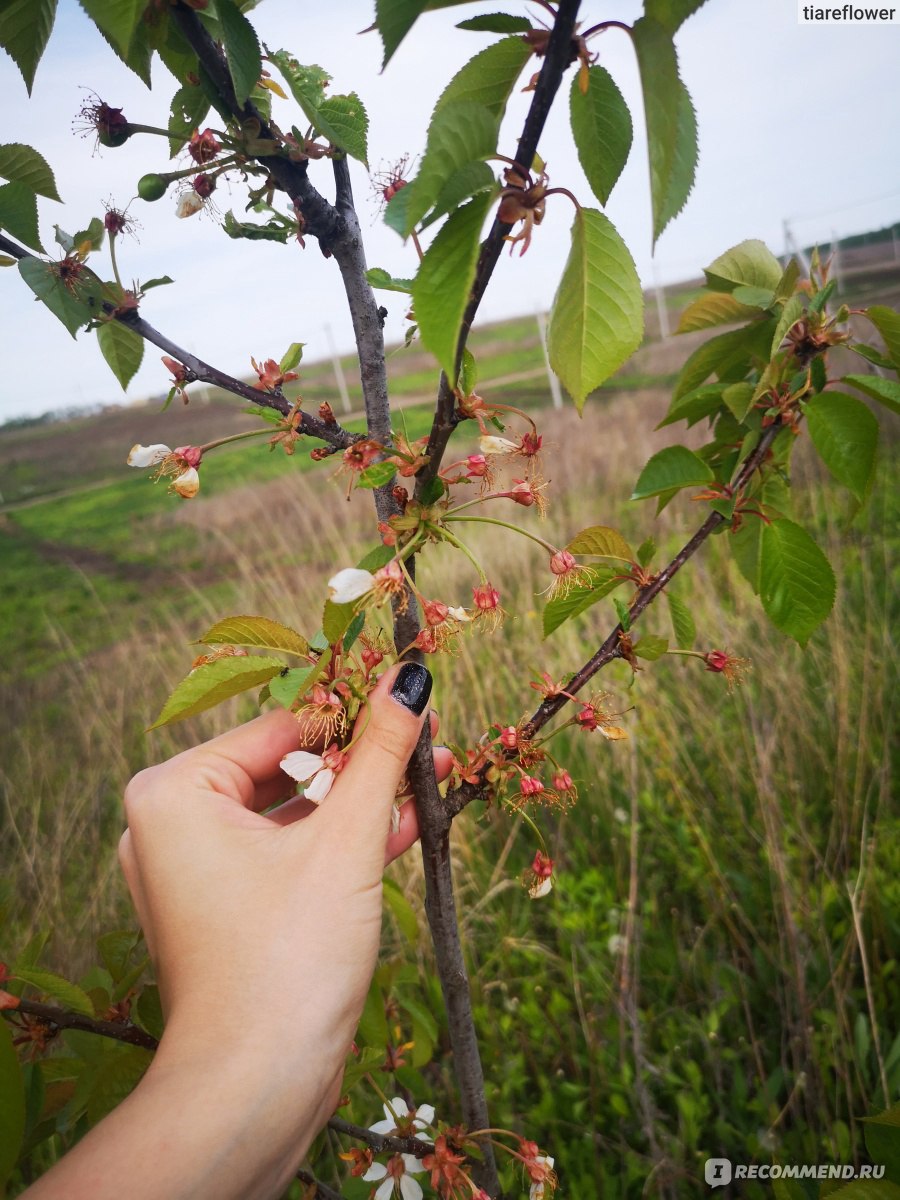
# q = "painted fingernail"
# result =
<box><xmin>391</xmin><ymin>662</ymin><xmax>433</xmax><ymax>715</ymax></box>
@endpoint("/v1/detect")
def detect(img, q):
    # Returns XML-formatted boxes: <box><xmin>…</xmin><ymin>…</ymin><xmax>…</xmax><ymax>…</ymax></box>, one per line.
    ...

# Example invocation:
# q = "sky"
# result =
<box><xmin>1</xmin><ymin>0</ymin><xmax>899</xmax><ymax>422</ymax></box>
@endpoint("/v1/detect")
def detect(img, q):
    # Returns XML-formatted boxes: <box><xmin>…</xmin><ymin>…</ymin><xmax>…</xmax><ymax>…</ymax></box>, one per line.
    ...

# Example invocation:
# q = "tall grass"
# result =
<box><xmin>1</xmin><ymin>395</ymin><xmax>896</xmax><ymax>1197</ymax></box>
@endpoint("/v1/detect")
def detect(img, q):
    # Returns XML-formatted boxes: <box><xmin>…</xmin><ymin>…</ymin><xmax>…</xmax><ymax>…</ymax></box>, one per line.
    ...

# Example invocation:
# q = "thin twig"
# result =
<box><xmin>327</xmin><ymin>1116</ymin><xmax>434</xmax><ymax>1159</ymax></box>
<box><xmin>295</xmin><ymin>1166</ymin><xmax>344</xmax><ymax>1200</ymax></box>
<box><xmin>2</xmin><ymin>997</ymin><xmax>159</xmax><ymax>1051</ymax></box>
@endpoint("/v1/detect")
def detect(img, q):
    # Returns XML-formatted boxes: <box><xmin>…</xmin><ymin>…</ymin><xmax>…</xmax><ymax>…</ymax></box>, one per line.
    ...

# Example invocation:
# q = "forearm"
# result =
<box><xmin>24</xmin><ymin>1034</ymin><xmax>340</xmax><ymax>1200</ymax></box>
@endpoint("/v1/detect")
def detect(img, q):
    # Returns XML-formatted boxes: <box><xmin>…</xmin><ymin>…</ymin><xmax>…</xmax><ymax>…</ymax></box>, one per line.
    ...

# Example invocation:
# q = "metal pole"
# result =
<box><xmin>324</xmin><ymin>324</ymin><xmax>352</xmax><ymax>414</ymax></box>
<box><xmin>535</xmin><ymin>311</ymin><xmax>563</xmax><ymax>409</ymax></box>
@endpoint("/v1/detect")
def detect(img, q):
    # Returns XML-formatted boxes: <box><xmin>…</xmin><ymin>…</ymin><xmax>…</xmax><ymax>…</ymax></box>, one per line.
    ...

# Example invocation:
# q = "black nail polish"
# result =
<box><xmin>391</xmin><ymin>662</ymin><xmax>433</xmax><ymax>715</ymax></box>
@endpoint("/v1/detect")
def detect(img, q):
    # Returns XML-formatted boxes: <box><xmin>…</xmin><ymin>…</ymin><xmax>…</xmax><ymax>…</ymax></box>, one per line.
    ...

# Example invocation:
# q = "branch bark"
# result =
<box><xmin>2</xmin><ymin>997</ymin><xmax>159</xmax><ymax>1051</ymax></box>
<box><xmin>413</xmin><ymin>0</ymin><xmax>584</xmax><ymax>503</ymax></box>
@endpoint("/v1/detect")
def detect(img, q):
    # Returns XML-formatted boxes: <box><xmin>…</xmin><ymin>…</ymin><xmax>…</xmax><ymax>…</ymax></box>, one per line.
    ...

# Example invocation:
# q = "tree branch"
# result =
<box><xmin>327</xmin><ymin>1116</ymin><xmax>434</xmax><ymax>1159</ymax></box>
<box><xmin>0</xmin><ymin>230</ymin><xmax>358</xmax><ymax>450</ymax></box>
<box><xmin>2</xmin><ymin>996</ymin><xmax>159</xmax><ymax>1051</ymax></box>
<box><xmin>295</xmin><ymin>1166</ymin><xmax>344</xmax><ymax>1200</ymax></box>
<box><xmin>444</xmin><ymin>420</ymin><xmax>786</xmax><ymax>817</ymax></box>
<box><xmin>413</xmin><ymin>0</ymin><xmax>584</xmax><ymax>502</ymax></box>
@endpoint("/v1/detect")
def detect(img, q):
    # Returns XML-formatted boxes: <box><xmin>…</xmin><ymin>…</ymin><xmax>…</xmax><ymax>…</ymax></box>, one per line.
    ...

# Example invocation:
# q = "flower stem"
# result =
<box><xmin>108</xmin><ymin>234</ymin><xmax>123</xmax><ymax>291</ymax></box>
<box><xmin>444</xmin><ymin>514</ymin><xmax>557</xmax><ymax>556</ymax></box>
<box><xmin>438</xmin><ymin>527</ymin><xmax>487</xmax><ymax>580</ymax></box>
<box><xmin>199</xmin><ymin>428</ymin><xmax>272</xmax><ymax>453</ymax></box>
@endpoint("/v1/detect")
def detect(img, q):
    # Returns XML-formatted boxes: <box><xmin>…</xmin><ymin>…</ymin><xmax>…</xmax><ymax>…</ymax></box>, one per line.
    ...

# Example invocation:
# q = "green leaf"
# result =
<box><xmin>633</xmin><ymin>634</ymin><xmax>668</xmax><ymax>660</ymax></box>
<box><xmin>216</xmin><ymin>0</ymin><xmax>261</xmax><ymax>107</ymax></box>
<box><xmin>167</xmin><ymin>83</ymin><xmax>211</xmax><ymax>157</ymax></box>
<box><xmin>657</xmin><ymin>382</ymin><xmax>726</xmax><ymax>429</ymax></box>
<box><xmin>279</xmin><ymin>342</ymin><xmax>304</xmax><ymax>373</ymax></box>
<box><xmin>434</xmin><ymin>35</ymin><xmax>531</xmax><ymax>117</ymax></box>
<box><xmin>97</xmin><ymin>320</ymin><xmax>144</xmax><ymax>390</ymax></box>
<box><xmin>460</xmin><ymin>347</ymin><xmax>477</xmax><ymax>395</ymax></box>
<box><xmin>322</xmin><ymin>600</ymin><xmax>358</xmax><ymax>645</ymax></box>
<box><xmin>357</xmin><ymin>543</ymin><xmax>395</xmax><ymax>571</ymax></box>
<box><xmin>863</xmin><ymin>1103</ymin><xmax>900</xmax><ymax>1187</ymax></box>
<box><xmin>18</xmin><ymin>255</ymin><xmax>94</xmax><ymax>337</ymax></box>
<box><xmin>395</xmin><ymin>102</ymin><xmax>499</xmax><ymax>236</ymax></box>
<box><xmin>631</xmin><ymin>445</ymin><xmax>714</xmax><ymax>500</ymax></box>
<box><xmin>71</xmin><ymin>216</ymin><xmax>105</xmax><ymax>254</ymax></box>
<box><xmin>0</xmin><ymin>1019</ymin><xmax>25</xmax><ymax>1188</ymax></box>
<box><xmin>759</xmin><ymin>518</ymin><xmax>835</xmax><ymax>646</ymax></box>
<box><xmin>543</xmin><ymin>567</ymin><xmax>622</xmax><ymax>637</ymax></box>
<box><xmin>383</xmin><ymin>877</ymin><xmax>418</xmax><ymax>943</ymax></box>
<box><xmin>654</xmin><ymin>76</ymin><xmax>697</xmax><ymax>239</ymax></box>
<box><xmin>569</xmin><ymin>66</ymin><xmax>632</xmax><ymax>207</ymax></box>
<box><xmin>13</xmin><ymin>967</ymin><xmax>94</xmax><ymax>1016</ymax></box>
<box><xmin>149</xmin><ymin>655</ymin><xmax>284</xmax><ymax>729</ymax></box>
<box><xmin>96</xmin><ymin>930</ymin><xmax>142</xmax><ymax>984</ymax></box>
<box><xmin>849</xmin><ymin>342</ymin><xmax>895</xmax><ymax>371</ymax></box>
<box><xmin>676</xmin><ymin>291</ymin><xmax>762</xmax><ymax>334</ymax></box>
<box><xmin>0</xmin><ymin>181</ymin><xmax>43</xmax><ymax>251</ymax></box>
<box><xmin>722</xmin><ymin>381</ymin><xmax>755</xmax><ymax>423</ymax></box>
<box><xmin>357</xmin><ymin>977</ymin><xmax>388</xmax><ymax>1048</ymax></box>
<box><xmin>567</xmin><ymin>525</ymin><xmax>633</xmax><ymax>561</ymax></box>
<box><xmin>0</xmin><ymin>0</ymin><xmax>57</xmax><ymax>94</ymax></box>
<box><xmin>197</xmin><ymin>615</ymin><xmax>310</xmax><ymax>657</ymax></box>
<box><xmin>457</xmin><ymin>13</ymin><xmax>531</xmax><ymax>32</ymax></box>
<box><xmin>673</xmin><ymin>319</ymin><xmax>776</xmax><ymax>402</ymax></box>
<box><xmin>731</xmin><ymin>284</ymin><xmax>775</xmax><ymax>310</ymax></box>
<box><xmin>771</xmin><ymin>293</ymin><xmax>805</xmax><ymax>355</ymax></box>
<box><xmin>0</xmin><ymin>142</ymin><xmax>60</xmax><ymax>200</ymax></box>
<box><xmin>420</xmin><ymin>159</ymin><xmax>496</xmax><ymax>229</ymax></box>
<box><xmin>547</xmin><ymin>208</ymin><xmax>643</xmax><ymax>411</ymax></box>
<box><xmin>316</xmin><ymin>93</ymin><xmax>370</xmax><ymax>164</ymax></box>
<box><xmin>78</xmin><ymin>0</ymin><xmax>145</xmax><ymax>57</ymax></box>
<box><xmin>643</xmin><ymin>0</ymin><xmax>708</xmax><ymax>31</ymax></box>
<box><xmin>268</xmin><ymin>665</ymin><xmax>317</xmax><ymax>708</ymax></box>
<box><xmin>867</xmin><ymin>305</ymin><xmax>900</xmax><ymax>370</ymax></box>
<box><xmin>704</xmin><ymin>238</ymin><xmax>784</xmax><ymax>294</ymax></box>
<box><xmin>357</xmin><ymin>460</ymin><xmax>398</xmax><ymax>489</ymax></box>
<box><xmin>666</xmin><ymin>592</ymin><xmax>696</xmax><ymax>648</ymax></box>
<box><xmin>636</xmin><ymin>537</ymin><xmax>656</xmax><ymax>567</ymax></box>
<box><xmin>805</xmin><ymin>392</ymin><xmax>878</xmax><ymax>503</ymax></box>
<box><xmin>375</xmin><ymin>0</ymin><xmax>427</xmax><ymax>66</ymax></box>
<box><xmin>340</xmin><ymin>1045</ymin><xmax>382</xmax><ymax>1096</ymax></box>
<box><xmin>140</xmin><ymin>275</ymin><xmax>174</xmax><ymax>292</ymax></box>
<box><xmin>413</xmin><ymin>191</ymin><xmax>494</xmax><ymax>381</ymax></box>
<box><xmin>366</xmin><ymin>266</ymin><xmax>414</xmax><ymax>293</ymax></box>
<box><xmin>222</xmin><ymin>209</ymin><xmax>290</xmax><ymax>243</ymax></box>
<box><xmin>843</xmin><ymin>372</ymin><xmax>900</xmax><ymax>416</ymax></box>
<box><xmin>632</xmin><ymin>18</ymin><xmax>697</xmax><ymax>245</ymax></box>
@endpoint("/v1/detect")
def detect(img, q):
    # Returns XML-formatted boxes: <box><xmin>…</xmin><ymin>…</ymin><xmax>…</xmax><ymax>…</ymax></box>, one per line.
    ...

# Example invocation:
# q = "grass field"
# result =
<box><xmin>1</xmin><ymin>251</ymin><xmax>898</xmax><ymax>1198</ymax></box>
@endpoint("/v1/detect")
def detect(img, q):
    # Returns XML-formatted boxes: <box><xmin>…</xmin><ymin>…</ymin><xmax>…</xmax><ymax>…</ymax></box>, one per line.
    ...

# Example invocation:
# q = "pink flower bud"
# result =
<box><xmin>472</xmin><ymin>582</ymin><xmax>500</xmax><ymax>611</ymax></box>
<box><xmin>499</xmin><ymin>726</ymin><xmax>518</xmax><ymax>749</ymax></box>
<box><xmin>704</xmin><ymin>650</ymin><xmax>729</xmax><ymax>672</ymax></box>
<box><xmin>550</xmin><ymin>549</ymin><xmax>576</xmax><ymax>576</ymax></box>
<box><xmin>530</xmin><ymin>849</ymin><xmax>553</xmax><ymax>878</ymax></box>
<box><xmin>193</xmin><ymin>172</ymin><xmax>216</xmax><ymax>199</ymax></box>
<box><xmin>174</xmin><ymin>445</ymin><xmax>203</xmax><ymax>469</ymax></box>
<box><xmin>414</xmin><ymin>628</ymin><xmax>438</xmax><ymax>653</ymax></box>
<box><xmin>576</xmin><ymin>704</ymin><xmax>598</xmax><ymax>732</ymax></box>
<box><xmin>519</xmin><ymin>431</ymin><xmax>543</xmax><ymax>456</ymax></box>
<box><xmin>508</xmin><ymin>479</ymin><xmax>534</xmax><ymax>507</ymax></box>
<box><xmin>520</xmin><ymin>775</ymin><xmax>544</xmax><ymax>796</ymax></box>
<box><xmin>465</xmin><ymin>454</ymin><xmax>488</xmax><ymax>478</ymax></box>
<box><xmin>552</xmin><ymin>770</ymin><xmax>573</xmax><ymax>791</ymax></box>
<box><xmin>423</xmin><ymin>599</ymin><xmax>449</xmax><ymax>627</ymax></box>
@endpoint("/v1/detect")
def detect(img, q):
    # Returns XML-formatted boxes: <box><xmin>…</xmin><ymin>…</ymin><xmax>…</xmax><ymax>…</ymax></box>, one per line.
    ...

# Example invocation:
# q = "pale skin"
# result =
<box><xmin>24</xmin><ymin>663</ymin><xmax>450</xmax><ymax>1200</ymax></box>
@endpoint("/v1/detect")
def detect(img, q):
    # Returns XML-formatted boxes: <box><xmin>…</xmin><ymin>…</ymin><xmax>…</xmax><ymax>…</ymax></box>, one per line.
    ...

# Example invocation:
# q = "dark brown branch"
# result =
<box><xmin>327</xmin><ymin>1116</ymin><xmax>434</xmax><ymax>1159</ymax></box>
<box><xmin>2</xmin><ymin>997</ymin><xmax>159</xmax><ymax>1051</ymax></box>
<box><xmin>0</xmin><ymin>231</ymin><xmax>358</xmax><ymax>451</ymax></box>
<box><xmin>413</xmin><ymin>0</ymin><xmax>584</xmax><ymax>502</ymax></box>
<box><xmin>444</xmin><ymin>419</ymin><xmax>785</xmax><ymax>817</ymax></box>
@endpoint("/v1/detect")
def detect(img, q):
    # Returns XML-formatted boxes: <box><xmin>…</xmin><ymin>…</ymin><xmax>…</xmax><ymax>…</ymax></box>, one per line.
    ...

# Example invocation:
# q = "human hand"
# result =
<box><xmin>27</xmin><ymin>663</ymin><xmax>445</xmax><ymax>1200</ymax></box>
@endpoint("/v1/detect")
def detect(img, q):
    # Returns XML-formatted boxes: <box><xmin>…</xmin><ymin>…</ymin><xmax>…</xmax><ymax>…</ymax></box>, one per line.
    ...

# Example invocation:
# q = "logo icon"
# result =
<box><xmin>705</xmin><ymin>1158</ymin><xmax>732</xmax><ymax>1188</ymax></box>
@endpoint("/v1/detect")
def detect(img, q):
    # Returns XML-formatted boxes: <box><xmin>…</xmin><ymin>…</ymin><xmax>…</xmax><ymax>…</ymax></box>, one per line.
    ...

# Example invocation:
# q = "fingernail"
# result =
<box><xmin>391</xmin><ymin>662</ymin><xmax>433</xmax><ymax>715</ymax></box>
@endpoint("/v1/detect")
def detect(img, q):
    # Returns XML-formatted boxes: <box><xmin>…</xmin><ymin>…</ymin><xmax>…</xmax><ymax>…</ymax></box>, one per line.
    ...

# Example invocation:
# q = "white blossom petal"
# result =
<box><xmin>529</xmin><ymin>1157</ymin><xmax>555</xmax><ymax>1200</ymax></box>
<box><xmin>176</xmin><ymin>191</ymin><xmax>204</xmax><ymax>218</ymax></box>
<box><xmin>413</xmin><ymin>1103</ymin><xmax>435</xmax><ymax>1127</ymax></box>
<box><xmin>528</xmin><ymin>876</ymin><xmax>553</xmax><ymax>899</ymax></box>
<box><xmin>362</xmin><ymin>1163</ymin><xmax>387</xmax><ymax>1182</ymax></box>
<box><xmin>172</xmin><ymin>467</ymin><xmax>200</xmax><ymax>498</ymax></box>
<box><xmin>479</xmin><ymin>435</ymin><xmax>517</xmax><ymax>455</ymax></box>
<box><xmin>369</xmin><ymin>1117</ymin><xmax>396</xmax><ymax>1136</ymax></box>
<box><xmin>327</xmin><ymin>567</ymin><xmax>375</xmax><ymax>604</ymax></box>
<box><xmin>304</xmin><ymin>767</ymin><xmax>334</xmax><ymax>805</ymax></box>
<box><xmin>375</xmin><ymin>1178</ymin><xmax>394</xmax><ymax>1200</ymax></box>
<box><xmin>400</xmin><ymin>1176</ymin><xmax>424</xmax><ymax>1200</ymax></box>
<box><xmin>448</xmin><ymin>606</ymin><xmax>471</xmax><ymax>623</ymax></box>
<box><xmin>280</xmin><ymin>751</ymin><xmax>324</xmax><ymax>784</ymax></box>
<box><xmin>388</xmin><ymin>1098</ymin><xmax>410</xmax><ymax>1119</ymax></box>
<box><xmin>607</xmin><ymin>934</ymin><xmax>626</xmax><ymax>954</ymax></box>
<box><xmin>401</xmin><ymin>1154</ymin><xmax>424</xmax><ymax>1175</ymax></box>
<box><xmin>127</xmin><ymin>443</ymin><xmax>170</xmax><ymax>468</ymax></box>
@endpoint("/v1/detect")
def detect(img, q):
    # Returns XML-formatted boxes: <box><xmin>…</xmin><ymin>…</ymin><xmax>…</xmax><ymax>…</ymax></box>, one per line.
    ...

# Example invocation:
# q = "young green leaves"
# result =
<box><xmin>547</xmin><ymin>209</ymin><xmax>644</xmax><ymax>411</ymax></box>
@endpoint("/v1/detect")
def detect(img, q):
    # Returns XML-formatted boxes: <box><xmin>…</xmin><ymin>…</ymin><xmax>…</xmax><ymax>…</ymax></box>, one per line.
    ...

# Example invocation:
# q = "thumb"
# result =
<box><xmin>321</xmin><ymin>662</ymin><xmax>432</xmax><ymax>829</ymax></box>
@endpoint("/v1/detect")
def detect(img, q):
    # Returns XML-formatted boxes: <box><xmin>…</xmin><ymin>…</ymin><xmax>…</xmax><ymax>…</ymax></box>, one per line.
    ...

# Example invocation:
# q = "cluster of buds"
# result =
<box><xmin>126</xmin><ymin>442</ymin><xmax>202</xmax><ymax>498</ymax></box>
<box><xmin>251</xmin><ymin>355</ymin><xmax>299</xmax><ymax>392</ymax></box>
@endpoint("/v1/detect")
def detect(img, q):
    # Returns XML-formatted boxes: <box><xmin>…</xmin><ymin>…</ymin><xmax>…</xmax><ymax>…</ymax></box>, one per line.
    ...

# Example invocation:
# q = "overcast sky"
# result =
<box><xmin>1</xmin><ymin>0</ymin><xmax>898</xmax><ymax>423</ymax></box>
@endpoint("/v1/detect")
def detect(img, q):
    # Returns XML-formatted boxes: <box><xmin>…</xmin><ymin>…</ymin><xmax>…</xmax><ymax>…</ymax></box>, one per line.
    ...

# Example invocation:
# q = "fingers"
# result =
<box><xmin>313</xmin><ymin>663</ymin><xmax>432</xmax><ymax>834</ymax></box>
